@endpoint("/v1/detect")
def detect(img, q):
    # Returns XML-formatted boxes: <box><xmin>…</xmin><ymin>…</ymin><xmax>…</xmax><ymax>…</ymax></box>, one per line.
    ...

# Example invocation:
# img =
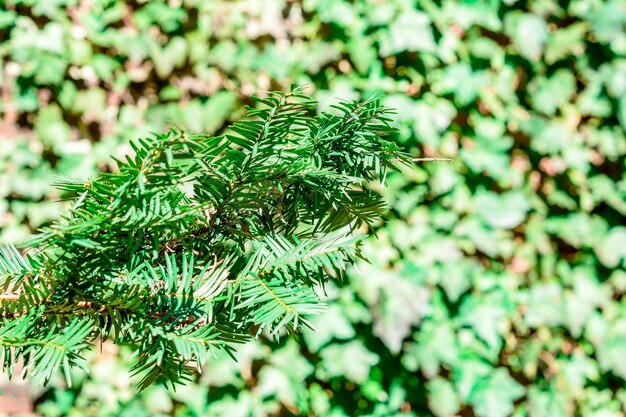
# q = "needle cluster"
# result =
<box><xmin>0</xmin><ymin>87</ymin><xmax>409</xmax><ymax>389</ymax></box>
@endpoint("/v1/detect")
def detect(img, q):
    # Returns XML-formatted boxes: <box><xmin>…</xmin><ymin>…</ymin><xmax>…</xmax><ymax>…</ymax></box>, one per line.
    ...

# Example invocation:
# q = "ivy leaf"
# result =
<box><xmin>523</xmin><ymin>283</ymin><xmax>564</xmax><ymax>328</ymax></box>
<box><xmin>505</xmin><ymin>12</ymin><xmax>548</xmax><ymax>61</ymax></box>
<box><xmin>594</xmin><ymin>227</ymin><xmax>626</xmax><ymax>268</ymax></box>
<box><xmin>527</xmin><ymin>386</ymin><xmax>570</xmax><ymax>417</ymax></box>
<box><xmin>379</xmin><ymin>10</ymin><xmax>435</xmax><ymax>56</ymax></box>
<box><xmin>355</xmin><ymin>263</ymin><xmax>430</xmax><ymax>354</ymax></box>
<box><xmin>468</xmin><ymin>369</ymin><xmax>525</xmax><ymax>417</ymax></box>
<box><xmin>597</xmin><ymin>331</ymin><xmax>626</xmax><ymax>379</ymax></box>
<box><xmin>35</xmin><ymin>104</ymin><xmax>72</xmax><ymax>153</ymax></box>
<box><xmin>529</xmin><ymin>70</ymin><xmax>577</xmax><ymax>115</ymax></box>
<box><xmin>256</xmin><ymin>342</ymin><xmax>314</xmax><ymax>408</ymax></box>
<box><xmin>474</xmin><ymin>190</ymin><xmax>531</xmax><ymax>229</ymax></box>
<box><xmin>317</xmin><ymin>342</ymin><xmax>379</xmax><ymax>384</ymax></box>
<box><xmin>436</xmin><ymin>260</ymin><xmax>477</xmax><ymax>303</ymax></box>
<box><xmin>545</xmin><ymin>23</ymin><xmax>587</xmax><ymax>64</ymax></box>
<box><xmin>459</xmin><ymin>292</ymin><xmax>510</xmax><ymax>350</ymax></box>
<box><xmin>347</xmin><ymin>32</ymin><xmax>377</xmax><ymax>75</ymax></box>
<box><xmin>303</xmin><ymin>304</ymin><xmax>356</xmax><ymax>353</ymax></box>
<box><xmin>402</xmin><ymin>319</ymin><xmax>459</xmax><ymax>379</ymax></box>
<box><xmin>151</xmin><ymin>37</ymin><xmax>188</xmax><ymax>78</ymax></box>
<box><xmin>428</xmin><ymin>377</ymin><xmax>461</xmax><ymax>417</ymax></box>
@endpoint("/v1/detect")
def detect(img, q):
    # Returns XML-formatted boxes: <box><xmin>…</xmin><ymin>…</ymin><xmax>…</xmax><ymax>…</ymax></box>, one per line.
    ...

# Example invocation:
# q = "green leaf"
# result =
<box><xmin>505</xmin><ymin>12</ymin><xmax>548</xmax><ymax>61</ymax></box>
<box><xmin>428</xmin><ymin>377</ymin><xmax>461</xmax><ymax>417</ymax></box>
<box><xmin>594</xmin><ymin>227</ymin><xmax>626</xmax><ymax>268</ymax></box>
<box><xmin>317</xmin><ymin>341</ymin><xmax>379</xmax><ymax>384</ymax></box>
<box><xmin>378</xmin><ymin>10</ymin><xmax>436</xmax><ymax>56</ymax></box>
<box><xmin>529</xmin><ymin>70</ymin><xmax>577</xmax><ymax>115</ymax></box>
<box><xmin>151</xmin><ymin>37</ymin><xmax>188</xmax><ymax>78</ymax></box>
<box><xmin>35</xmin><ymin>104</ymin><xmax>72</xmax><ymax>152</ymax></box>
<box><xmin>347</xmin><ymin>33</ymin><xmax>377</xmax><ymax>75</ymax></box>
<box><xmin>256</xmin><ymin>341</ymin><xmax>313</xmax><ymax>407</ymax></box>
<box><xmin>527</xmin><ymin>386</ymin><xmax>570</xmax><ymax>417</ymax></box>
<box><xmin>354</xmin><ymin>260</ymin><xmax>430</xmax><ymax>354</ymax></box>
<box><xmin>523</xmin><ymin>283</ymin><xmax>564</xmax><ymax>328</ymax></box>
<box><xmin>598</xmin><ymin>331</ymin><xmax>626</xmax><ymax>379</ymax></box>
<box><xmin>474</xmin><ymin>190</ymin><xmax>531</xmax><ymax>229</ymax></box>
<box><xmin>468</xmin><ymin>369</ymin><xmax>525</xmax><ymax>417</ymax></box>
<box><xmin>402</xmin><ymin>317</ymin><xmax>459</xmax><ymax>379</ymax></box>
<box><xmin>545</xmin><ymin>22</ymin><xmax>587</xmax><ymax>64</ymax></box>
<box><xmin>459</xmin><ymin>292</ymin><xmax>510</xmax><ymax>349</ymax></box>
<box><xmin>302</xmin><ymin>304</ymin><xmax>355</xmax><ymax>353</ymax></box>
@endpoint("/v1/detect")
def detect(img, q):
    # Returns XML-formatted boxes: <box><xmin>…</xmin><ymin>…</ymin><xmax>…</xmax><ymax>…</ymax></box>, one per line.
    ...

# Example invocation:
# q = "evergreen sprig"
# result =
<box><xmin>0</xmin><ymin>87</ymin><xmax>410</xmax><ymax>389</ymax></box>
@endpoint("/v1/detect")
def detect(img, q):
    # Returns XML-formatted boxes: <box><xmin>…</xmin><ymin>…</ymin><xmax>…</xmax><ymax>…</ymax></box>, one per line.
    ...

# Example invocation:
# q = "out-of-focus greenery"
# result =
<box><xmin>0</xmin><ymin>0</ymin><xmax>625</xmax><ymax>416</ymax></box>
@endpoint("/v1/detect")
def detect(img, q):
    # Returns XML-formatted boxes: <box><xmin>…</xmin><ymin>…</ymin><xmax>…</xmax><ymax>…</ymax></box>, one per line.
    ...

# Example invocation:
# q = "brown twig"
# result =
<box><xmin>0</xmin><ymin>294</ymin><xmax>20</xmax><ymax>301</ymax></box>
<box><xmin>411</xmin><ymin>157</ymin><xmax>454</xmax><ymax>163</ymax></box>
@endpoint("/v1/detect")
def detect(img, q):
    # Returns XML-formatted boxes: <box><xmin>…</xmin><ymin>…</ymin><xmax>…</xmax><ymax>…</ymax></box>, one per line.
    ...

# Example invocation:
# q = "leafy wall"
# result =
<box><xmin>1</xmin><ymin>0</ymin><xmax>625</xmax><ymax>416</ymax></box>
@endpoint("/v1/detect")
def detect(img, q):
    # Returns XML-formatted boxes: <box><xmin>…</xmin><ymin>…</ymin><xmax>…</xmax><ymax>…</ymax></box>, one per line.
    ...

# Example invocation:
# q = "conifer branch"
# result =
<box><xmin>0</xmin><ymin>86</ymin><xmax>411</xmax><ymax>389</ymax></box>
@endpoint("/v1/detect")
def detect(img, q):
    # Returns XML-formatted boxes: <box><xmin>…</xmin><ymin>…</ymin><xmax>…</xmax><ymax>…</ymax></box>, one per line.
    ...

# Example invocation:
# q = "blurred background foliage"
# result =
<box><xmin>0</xmin><ymin>0</ymin><xmax>625</xmax><ymax>416</ymax></box>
